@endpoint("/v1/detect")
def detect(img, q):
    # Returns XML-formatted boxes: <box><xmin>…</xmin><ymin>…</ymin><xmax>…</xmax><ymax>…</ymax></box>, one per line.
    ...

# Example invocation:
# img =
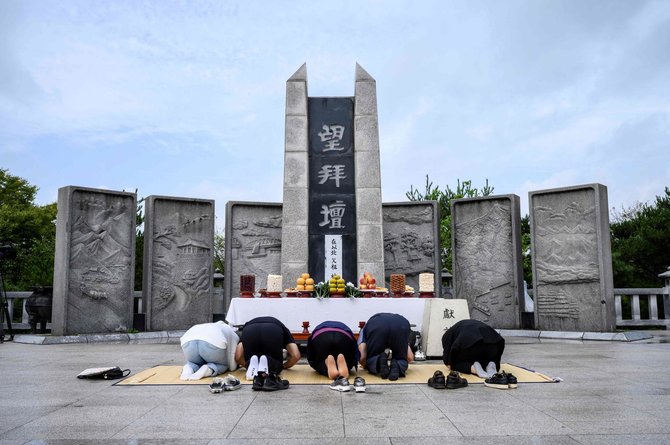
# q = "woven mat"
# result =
<box><xmin>116</xmin><ymin>363</ymin><xmax>556</xmax><ymax>386</ymax></box>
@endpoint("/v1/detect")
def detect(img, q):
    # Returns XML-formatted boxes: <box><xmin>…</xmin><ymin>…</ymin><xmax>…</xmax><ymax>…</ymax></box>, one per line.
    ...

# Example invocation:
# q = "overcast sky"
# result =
<box><xmin>2</xmin><ymin>0</ymin><xmax>669</xmax><ymax>230</ymax></box>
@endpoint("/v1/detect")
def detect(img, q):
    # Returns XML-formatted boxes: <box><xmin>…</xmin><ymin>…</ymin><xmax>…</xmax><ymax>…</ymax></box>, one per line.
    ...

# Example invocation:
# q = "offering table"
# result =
<box><xmin>225</xmin><ymin>297</ymin><xmax>429</xmax><ymax>336</ymax></box>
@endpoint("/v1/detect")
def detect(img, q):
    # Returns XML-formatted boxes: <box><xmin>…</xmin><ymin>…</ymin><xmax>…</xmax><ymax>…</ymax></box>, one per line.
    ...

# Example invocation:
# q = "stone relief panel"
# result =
<box><xmin>531</xmin><ymin>184</ymin><xmax>614</xmax><ymax>332</ymax></box>
<box><xmin>53</xmin><ymin>187</ymin><xmax>136</xmax><ymax>335</ymax></box>
<box><xmin>452</xmin><ymin>196</ymin><xmax>522</xmax><ymax>329</ymax></box>
<box><xmin>382</xmin><ymin>202</ymin><xmax>440</xmax><ymax>294</ymax></box>
<box><xmin>225</xmin><ymin>202</ymin><xmax>283</xmax><ymax>303</ymax></box>
<box><xmin>144</xmin><ymin>196</ymin><xmax>214</xmax><ymax>331</ymax></box>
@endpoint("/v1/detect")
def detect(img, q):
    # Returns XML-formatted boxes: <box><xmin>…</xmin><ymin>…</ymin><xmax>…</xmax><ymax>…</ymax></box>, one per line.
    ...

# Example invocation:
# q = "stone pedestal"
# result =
<box><xmin>52</xmin><ymin>186</ymin><xmax>136</xmax><ymax>335</ymax></box>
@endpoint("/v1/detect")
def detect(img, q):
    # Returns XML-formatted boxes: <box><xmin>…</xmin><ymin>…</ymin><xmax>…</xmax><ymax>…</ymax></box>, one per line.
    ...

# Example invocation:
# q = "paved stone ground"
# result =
<box><xmin>1</xmin><ymin>332</ymin><xmax>669</xmax><ymax>444</ymax></box>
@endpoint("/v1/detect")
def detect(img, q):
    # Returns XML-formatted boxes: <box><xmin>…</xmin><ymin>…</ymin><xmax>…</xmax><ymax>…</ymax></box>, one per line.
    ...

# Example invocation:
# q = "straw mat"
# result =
<box><xmin>117</xmin><ymin>363</ymin><xmax>556</xmax><ymax>386</ymax></box>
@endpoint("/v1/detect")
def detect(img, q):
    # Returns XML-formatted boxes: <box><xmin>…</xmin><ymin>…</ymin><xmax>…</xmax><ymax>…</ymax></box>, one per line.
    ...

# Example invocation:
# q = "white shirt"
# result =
<box><xmin>180</xmin><ymin>321</ymin><xmax>240</xmax><ymax>370</ymax></box>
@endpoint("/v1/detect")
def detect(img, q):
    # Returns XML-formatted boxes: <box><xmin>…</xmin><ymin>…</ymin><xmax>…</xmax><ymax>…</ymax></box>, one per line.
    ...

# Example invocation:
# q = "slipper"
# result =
<box><xmin>428</xmin><ymin>370</ymin><xmax>446</xmax><ymax>389</ymax></box>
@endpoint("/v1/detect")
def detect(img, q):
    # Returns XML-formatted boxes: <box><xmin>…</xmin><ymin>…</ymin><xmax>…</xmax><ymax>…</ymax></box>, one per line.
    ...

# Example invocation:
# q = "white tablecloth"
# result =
<box><xmin>225</xmin><ymin>297</ymin><xmax>429</xmax><ymax>333</ymax></box>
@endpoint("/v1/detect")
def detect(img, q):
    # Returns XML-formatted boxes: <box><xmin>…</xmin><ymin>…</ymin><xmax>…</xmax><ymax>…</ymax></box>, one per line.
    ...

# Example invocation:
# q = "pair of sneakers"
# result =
<box><xmin>209</xmin><ymin>374</ymin><xmax>241</xmax><ymax>393</ymax></box>
<box><xmin>329</xmin><ymin>376</ymin><xmax>366</xmax><ymax>393</ymax></box>
<box><xmin>484</xmin><ymin>371</ymin><xmax>518</xmax><ymax>390</ymax></box>
<box><xmin>428</xmin><ymin>370</ymin><xmax>468</xmax><ymax>389</ymax></box>
<box><xmin>252</xmin><ymin>371</ymin><xmax>290</xmax><ymax>391</ymax></box>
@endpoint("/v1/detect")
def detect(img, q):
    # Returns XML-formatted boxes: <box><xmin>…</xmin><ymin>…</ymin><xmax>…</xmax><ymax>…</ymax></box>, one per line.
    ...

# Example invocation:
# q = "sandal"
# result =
<box><xmin>428</xmin><ymin>370</ymin><xmax>446</xmax><ymax>389</ymax></box>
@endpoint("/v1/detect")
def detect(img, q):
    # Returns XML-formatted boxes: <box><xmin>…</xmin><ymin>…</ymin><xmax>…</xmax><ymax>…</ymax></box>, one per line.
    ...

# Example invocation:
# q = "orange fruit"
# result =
<box><xmin>306</xmin><ymin>278</ymin><xmax>314</xmax><ymax>285</ymax></box>
<box><xmin>297</xmin><ymin>278</ymin><xmax>305</xmax><ymax>285</ymax></box>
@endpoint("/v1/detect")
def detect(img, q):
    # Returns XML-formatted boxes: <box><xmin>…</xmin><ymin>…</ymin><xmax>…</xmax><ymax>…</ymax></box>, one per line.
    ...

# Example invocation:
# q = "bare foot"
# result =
<box><xmin>336</xmin><ymin>354</ymin><xmax>349</xmax><ymax>378</ymax></box>
<box><xmin>326</xmin><ymin>355</ymin><xmax>339</xmax><ymax>380</ymax></box>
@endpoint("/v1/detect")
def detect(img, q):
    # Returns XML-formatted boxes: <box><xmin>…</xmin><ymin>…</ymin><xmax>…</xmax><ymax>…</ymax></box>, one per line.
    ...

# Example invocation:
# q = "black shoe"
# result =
<box><xmin>502</xmin><ymin>371</ymin><xmax>518</xmax><ymax>389</ymax></box>
<box><xmin>446</xmin><ymin>371</ymin><xmax>468</xmax><ymax>389</ymax></box>
<box><xmin>252</xmin><ymin>372</ymin><xmax>266</xmax><ymax>391</ymax></box>
<box><xmin>427</xmin><ymin>370</ymin><xmax>446</xmax><ymax>389</ymax></box>
<box><xmin>388</xmin><ymin>359</ymin><xmax>400</xmax><ymax>381</ymax></box>
<box><xmin>484</xmin><ymin>372</ymin><xmax>509</xmax><ymax>390</ymax></box>
<box><xmin>262</xmin><ymin>372</ymin><xmax>289</xmax><ymax>391</ymax></box>
<box><xmin>378</xmin><ymin>352</ymin><xmax>390</xmax><ymax>379</ymax></box>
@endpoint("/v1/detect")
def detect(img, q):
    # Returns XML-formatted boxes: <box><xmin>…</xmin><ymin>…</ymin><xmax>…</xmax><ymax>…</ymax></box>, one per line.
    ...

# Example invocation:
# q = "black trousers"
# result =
<box><xmin>307</xmin><ymin>331</ymin><xmax>357</xmax><ymax>376</ymax></box>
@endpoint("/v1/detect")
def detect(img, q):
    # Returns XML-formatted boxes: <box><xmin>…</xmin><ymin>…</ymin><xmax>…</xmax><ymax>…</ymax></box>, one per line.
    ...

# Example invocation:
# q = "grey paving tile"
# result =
<box><xmin>228</xmin><ymin>388</ymin><xmax>344</xmax><ymax>439</ymax></box>
<box><xmin>563</xmin><ymin>418</ymin><xmax>670</xmax><ymax>434</ymax></box>
<box><xmin>451</xmin><ymin>414</ymin><xmax>573</xmax><ymax>436</ymax></box>
<box><xmin>209</xmin><ymin>439</ymin><xmax>391</xmax><ymax>445</ymax></box>
<box><xmin>570</xmin><ymin>434</ymin><xmax>670</xmax><ymax>444</ymax></box>
<box><xmin>21</xmin><ymin>441</ymin><xmax>209</xmax><ymax>445</ymax></box>
<box><xmin>0</xmin><ymin>405</ymin><xmax>155</xmax><ymax>440</ymax></box>
<box><xmin>334</xmin><ymin>385</ymin><xmax>461</xmax><ymax>437</ymax></box>
<box><xmin>390</xmin><ymin>436</ymin><xmax>582</xmax><ymax>445</ymax></box>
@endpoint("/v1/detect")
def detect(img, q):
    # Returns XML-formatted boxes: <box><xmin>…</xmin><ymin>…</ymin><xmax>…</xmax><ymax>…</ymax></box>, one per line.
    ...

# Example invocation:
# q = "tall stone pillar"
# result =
<box><xmin>354</xmin><ymin>64</ymin><xmax>385</xmax><ymax>282</ymax></box>
<box><xmin>280</xmin><ymin>63</ymin><xmax>385</xmax><ymax>286</ymax></box>
<box><xmin>280</xmin><ymin>64</ymin><xmax>310</xmax><ymax>286</ymax></box>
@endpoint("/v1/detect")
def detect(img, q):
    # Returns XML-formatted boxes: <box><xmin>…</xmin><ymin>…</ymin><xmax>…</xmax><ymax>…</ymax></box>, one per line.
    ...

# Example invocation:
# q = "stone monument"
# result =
<box><xmin>382</xmin><ymin>202</ymin><xmax>441</xmax><ymax>294</ymax></box>
<box><xmin>529</xmin><ymin>183</ymin><xmax>615</xmax><ymax>332</ymax></box>
<box><xmin>225</xmin><ymin>201</ymin><xmax>282</xmax><ymax>303</ymax></box>
<box><xmin>142</xmin><ymin>195</ymin><xmax>215</xmax><ymax>331</ymax></box>
<box><xmin>224</xmin><ymin>64</ymin><xmax>441</xmax><ymax>303</ymax></box>
<box><xmin>452</xmin><ymin>195</ymin><xmax>523</xmax><ymax>329</ymax></box>
<box><xmin>52</xmin><ymin>186</ymin><xmax>136</xmax><ymax>335</ymax></box>
<box><xmin>280</xmin><ymin>63</ymin><xmax>385</xmax><ymax>287</ymax></box>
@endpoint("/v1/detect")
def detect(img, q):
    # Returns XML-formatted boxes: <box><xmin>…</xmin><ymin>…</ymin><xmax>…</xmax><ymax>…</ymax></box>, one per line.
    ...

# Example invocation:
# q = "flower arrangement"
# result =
<box><xmin>313</xmin><ymin>281</ymin><xmax>330</xmax><ymax>299</ymax></box>
<box><xmin>344</xmin><ymin>282</ymin><xmax>362</xmax><ymax>298</ymax></box>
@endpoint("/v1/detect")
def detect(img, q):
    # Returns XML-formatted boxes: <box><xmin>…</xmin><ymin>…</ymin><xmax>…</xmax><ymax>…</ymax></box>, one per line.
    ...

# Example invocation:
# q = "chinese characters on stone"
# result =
<box><xmin>319</xmin><ymin>201</ymin><xmax>346</xmax><ymax>229</ymax></box>
<box><xmin>318</xmin><ymin>165</ymin><xmax>347</xmax><ymax>188</ymax></box>
<box><xmin>318</xmin><ymin>125</ymin><xmax>345</xmax><ymax>152</ymax></box>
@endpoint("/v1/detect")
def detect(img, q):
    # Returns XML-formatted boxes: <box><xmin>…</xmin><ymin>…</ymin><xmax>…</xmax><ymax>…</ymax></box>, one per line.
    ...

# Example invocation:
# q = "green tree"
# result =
<box><xmin>610</xmin><ymin>187</ymin><xmax>670</xmax><ymax>288</ymax></box>
<box><xmin>213</xmin><ymin>230</ymin><xmax>225</xmax><ymax>274</ymax></box>
<box><xmin>0</xmin><ymin>169</ymin><xmax>57</xmax><ymax>290</ymax></box>
<box><xmin>406</xmin><ymin>176</ymin><xmax>494</xmax><ymax>272</ymax></box>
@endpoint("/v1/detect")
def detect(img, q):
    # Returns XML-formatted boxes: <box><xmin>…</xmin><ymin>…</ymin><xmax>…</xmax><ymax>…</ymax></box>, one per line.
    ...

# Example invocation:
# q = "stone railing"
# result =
<box><xmin>614</xmin><ymin>288</ymin><xmax>670</xmax><ymax>328</ymax></box>
<box><xmin>4</xmin><ymin>291</ymin><xmax>144</xmax><ymax>331</ymax></box>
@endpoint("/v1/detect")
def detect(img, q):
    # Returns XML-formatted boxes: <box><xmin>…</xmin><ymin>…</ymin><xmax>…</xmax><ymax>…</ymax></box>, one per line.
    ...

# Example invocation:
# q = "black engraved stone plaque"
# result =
<box><xmin>308</xmin><ymin>97</ymin><xmax>357</xmax><ymax>283</ymax></box>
